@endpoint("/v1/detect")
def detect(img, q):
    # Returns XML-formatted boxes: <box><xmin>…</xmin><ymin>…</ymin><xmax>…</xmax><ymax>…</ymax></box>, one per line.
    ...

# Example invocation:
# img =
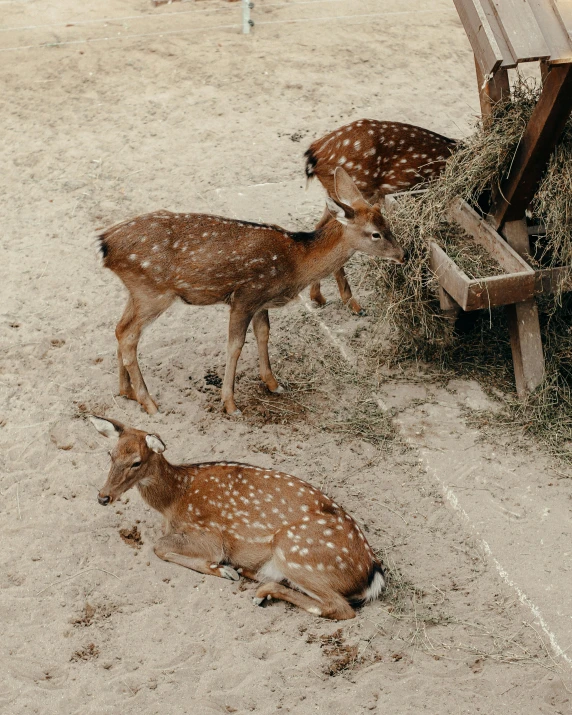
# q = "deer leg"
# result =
<box><xmin>334</xmin><ymin>266</ymin><xmax>364</xmax><ymax>315</ymax></box>
<box><xmin>253</xmin><ymin>582</ymin><xmax>356</xmax><ymax>620</ymax></box>
<box><xmin>222</xmin><ymin>306</ymin><xmax>253</xmax><ymax>416</ymax></box>
<box><xmin>252</xmin><ymin>309</ymin><xmax>283</xmax><ymax>395</ymax></box>
<box><xmin>115</xmin><ymin>290</ymin><xmax>175</xmax><ymax>415</ymax></box>
<box><xmin>154</xmin><ymin>532</ymin><xmax>240</xmax><ymax>581</ymax></box>
<box><xmin>309</xmin><ymin>207</ymin><xmax>334</xmax><ymax>308</ymax></box>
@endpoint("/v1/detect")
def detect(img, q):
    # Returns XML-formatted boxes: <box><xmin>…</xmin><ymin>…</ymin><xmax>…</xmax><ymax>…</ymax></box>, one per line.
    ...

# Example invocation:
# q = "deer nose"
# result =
<box><xmin>98</xmin><ymin>495</ymin><xmax>110</xmax><ymax>506</ymax></box>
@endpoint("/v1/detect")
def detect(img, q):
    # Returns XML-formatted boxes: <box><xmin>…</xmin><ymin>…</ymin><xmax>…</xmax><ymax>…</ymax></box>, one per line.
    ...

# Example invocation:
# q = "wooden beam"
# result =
<box><xmin>453</xmin><ymin>0</ymin><xmax>505</xmax><ymax>77</ymax></box>
<box><xmin>503</xmin><ymin>219</ymin><xmax>545</xmax><ymax>397</ymax></box>
<box><xmin>490</xmin><ymin>62</ymin><xmax>572</xmax><ymax>228</ymax></box>
<box><xmin>479</xmin><ymin>0</ymin><xmax>518</xmax><ymax>66</ymax></box>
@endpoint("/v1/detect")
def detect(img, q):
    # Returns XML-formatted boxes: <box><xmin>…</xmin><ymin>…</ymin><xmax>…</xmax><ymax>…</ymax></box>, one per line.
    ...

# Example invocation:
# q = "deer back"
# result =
<box><xmin>305</xmin><ymin>119</ymin><xmax>457</xmax><ymax>203</ymax></box>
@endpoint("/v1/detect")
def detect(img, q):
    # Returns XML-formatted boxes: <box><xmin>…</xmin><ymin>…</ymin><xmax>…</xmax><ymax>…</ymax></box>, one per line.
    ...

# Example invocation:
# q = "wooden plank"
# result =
<box><xmin>534</xmin><ymin>265</ymin><xmax>572</xmax><ymax>292</ymax></box>
<box><xmin>491</xmin><ymin>62</ymin><xmax>572</xmax><ymax>227</ymax></box>
<box><xmin>528</xmin><ymin>0</ymin><xmax>572</xmax><ymax>62</ymax></box>
<box><xmin>453</xmin><ymin>0</ymin><xmax>505</xmax><ymax>76</ymax></box>
<box><xmin>503</xmin><ymin>219</ymin><xmax>545</xmax><ymax>398</ymax></box>
<box><xmin>464</xmin><ymin>272</ymin><xmax>538</xmax><ymax>309</ymax></box>
<box><xmin>479</xmin><ymin>0</ymin><xmax>518</xmax><ymax>66</ymax></box>
<box><xmin>448</xmin><ymin>197</ymin><xmax>534</xmax><ymax>274</ymax></box>
<box><xmin>429</xmin><ymin>243</ymin><xmax>470</xmax><ymax>309</ymax></box>
<box><xmin>489</xmin><ymin>0</ymin><xmax>551</xmax><ymax>62</ymax></box>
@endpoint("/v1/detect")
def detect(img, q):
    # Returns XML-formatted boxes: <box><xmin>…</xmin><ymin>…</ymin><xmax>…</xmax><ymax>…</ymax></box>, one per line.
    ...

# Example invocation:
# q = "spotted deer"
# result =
<box><xmin>98</xmin><ymin>167</ymin><xmax>404</xmax><ymax>416</ymax></box>
<box><xmin>91</xmin><ymin>416</ymin><xmax>386</xmax><ymax>620</ymax></box>
<box><xmin>305</xmin><ymin>119</ymin><xmax>458</xmax><ymax>314</ymax></box>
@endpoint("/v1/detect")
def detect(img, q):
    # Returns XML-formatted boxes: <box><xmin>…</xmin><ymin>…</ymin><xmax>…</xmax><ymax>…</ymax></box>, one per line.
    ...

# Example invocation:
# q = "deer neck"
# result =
<box><xmin>298</xmin><ymin>221</ymin><xmax>355</xmax><ymax>283</ymax></box>
<box><xmin>136</xmin><ymin>454</ymin><xmax>185</xmax><ymax>514</ymax></box>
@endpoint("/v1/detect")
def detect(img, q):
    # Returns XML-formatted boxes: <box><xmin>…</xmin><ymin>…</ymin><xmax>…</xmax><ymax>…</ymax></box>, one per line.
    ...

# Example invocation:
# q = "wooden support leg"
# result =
<box><xmin>439</xmin><ymin>287</ymin><xmax>461</xmax><ymax>322</ymax></box>
<box><xmin>503</xmin><ymin>219</ymin><xmax>545</xmax><ymax>398</ymax></box>
<box><xmin>474</xmin><ymin>58</ymin><xmax>510</xmax><ymax>119</ymax></box>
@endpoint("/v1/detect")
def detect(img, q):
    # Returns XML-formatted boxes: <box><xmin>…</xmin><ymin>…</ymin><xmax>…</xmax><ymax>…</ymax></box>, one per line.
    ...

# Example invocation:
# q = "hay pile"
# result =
<box><xmin>365</xmin><ymin>79</ymin><xmax>572</xmax><ymax>464</ymax></box>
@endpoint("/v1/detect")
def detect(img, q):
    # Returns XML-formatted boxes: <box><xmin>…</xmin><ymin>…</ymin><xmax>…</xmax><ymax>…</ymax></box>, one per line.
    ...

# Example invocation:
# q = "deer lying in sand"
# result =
<box><xmin>98</xmin><ymin>167</ymin><xmax>404</xmax><ymax>416</ymax></box>
<box><xmin>91</xmin><ymin>416</ymin><xmax>386</xmax><ymax>620</ymax></box>
<box><xmin>305</xmin><ymin>119</ymin><xmax>457</xmax><ymax>314</ymax></box>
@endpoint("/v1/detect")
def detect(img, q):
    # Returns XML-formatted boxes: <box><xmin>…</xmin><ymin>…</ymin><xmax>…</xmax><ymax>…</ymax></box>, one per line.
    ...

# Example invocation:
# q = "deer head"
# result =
<box><xmin>90</xmin><ymin>416</ymin><xmax>166</xmax><ymax>505</ymax></box>
<box><xmin>325</xmin><ymin>167</ymin><xmax>405</xmax><ymax>264</ymax></box>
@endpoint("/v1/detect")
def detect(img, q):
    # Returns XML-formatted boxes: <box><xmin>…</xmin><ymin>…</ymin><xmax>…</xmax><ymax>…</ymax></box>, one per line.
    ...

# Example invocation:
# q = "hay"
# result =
<box><xmin>364</xmin><ymin>77</ymin><xmax>572</xmax><ymax>464</ymax></box>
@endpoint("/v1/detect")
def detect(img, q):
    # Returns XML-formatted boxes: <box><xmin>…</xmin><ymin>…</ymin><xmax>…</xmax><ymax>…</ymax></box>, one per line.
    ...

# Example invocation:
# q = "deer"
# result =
<box><xmin>305</xmin><ymin>119</ymin><xmax>458</xmax><ymax>314</ymax></box>
<box><xmin>90</xmin><ymin>416</ymin><xmax>386</xmax><ymax>620</ymax></box>
<box><xmin>97</xmin><ymin>167</ymin><xmax>405</xmax><ymax>416</ymax></box>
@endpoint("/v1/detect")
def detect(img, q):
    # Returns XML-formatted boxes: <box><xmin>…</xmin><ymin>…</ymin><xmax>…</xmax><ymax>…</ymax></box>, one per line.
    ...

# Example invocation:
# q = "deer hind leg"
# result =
<box><xmin>115</xmin><ymin>288</ymin><xmax>175</xmax><ymax>415</ymax></box>
<box><xmin>221</xmin><ymin>305</ymin><xmax>253</xmax><ymax>416</ymax></box>
<box><xmin>252</xmin><ymin>309</ymin><xmax>283</xmax><ymax>395</ymax></box>
<box><xmin>334</xmin><ymin>266</ymin><xmax>364</xmax><ymax>315</ymax></box>
<box><xmin>254</xmin><ymin>581</ymin><xmax>355</xmax><ymax>620</ymax></box>
<box><xmin>154</xmin><ymin>532</ymin><xmax>239</xmax><ymax>581</ymax></box>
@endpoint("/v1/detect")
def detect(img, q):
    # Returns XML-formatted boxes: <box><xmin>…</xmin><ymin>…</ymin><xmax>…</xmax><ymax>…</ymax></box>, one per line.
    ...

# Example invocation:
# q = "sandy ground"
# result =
<box><xmin>2</xmin><ymin>0</ymin><xmax>572</xmax><ymax>713</ymax></box>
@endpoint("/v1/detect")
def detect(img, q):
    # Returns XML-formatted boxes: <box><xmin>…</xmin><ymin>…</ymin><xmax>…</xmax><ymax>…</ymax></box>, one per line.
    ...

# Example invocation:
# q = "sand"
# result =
<box><xmin>2</xmin><ymin>0</ymin><xmax>572</xmax><ymax>713</ymax></box>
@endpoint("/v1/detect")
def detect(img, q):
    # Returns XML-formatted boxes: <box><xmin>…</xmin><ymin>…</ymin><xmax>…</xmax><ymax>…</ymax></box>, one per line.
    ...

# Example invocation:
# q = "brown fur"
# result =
<box><xmin>98</xmin><ymin>169</ymin><xmax>404</xmax><ymax>415</ymax></box>
<box><xmin>92</xmin><ymin>417</ymin><xmax>386</xmax><ymax>620</ymax></box>
<box><xmin>305</xmin><ymin>119</ymin><xmax>457</xmax><ymax>313</ymax></box>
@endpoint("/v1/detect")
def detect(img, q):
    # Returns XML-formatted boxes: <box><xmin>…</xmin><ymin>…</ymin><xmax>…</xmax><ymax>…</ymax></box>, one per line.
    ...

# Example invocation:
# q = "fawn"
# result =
<box><xmin>91</xmin><ymin>416</ymin><xmax>386</xmax><ymax>620</ymax></box>
<box><xmin>305</xmin><ymin>119</ymin><xmax>457</xmax><ymax>314</ymax></box>
<box><xmin>98</xmin><ymin>167</ymin><xmax>404</xmax><ymax>416</ymax></box>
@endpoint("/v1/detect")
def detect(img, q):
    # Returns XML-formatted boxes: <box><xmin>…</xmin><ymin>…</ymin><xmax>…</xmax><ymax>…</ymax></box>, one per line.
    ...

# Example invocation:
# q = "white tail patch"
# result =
<box><xmin>362</xmin><ymin>568</ymin><xmax>385</xmax><ymax>602</ymax></box>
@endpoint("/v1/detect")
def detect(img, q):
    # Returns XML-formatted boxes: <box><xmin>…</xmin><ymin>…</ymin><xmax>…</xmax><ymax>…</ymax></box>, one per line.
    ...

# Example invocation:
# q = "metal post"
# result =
<box><xmin>242</xmin><ymin>0</ymin><xmax>254</xmax><ymax>34</ymax></box>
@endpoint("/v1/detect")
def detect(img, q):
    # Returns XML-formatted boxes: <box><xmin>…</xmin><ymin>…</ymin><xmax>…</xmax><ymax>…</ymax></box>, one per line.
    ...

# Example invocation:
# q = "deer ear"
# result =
<box><xmin>89</xmin><ymin>415</ymin><xmax>124</xmax><ymax>439</ymax></box>
<box><xmin>325</xmin><ymin>197</ymin><xmax>349</xmax><ymax>225</ymax></box>
<box><xmin>145</xmin><ymin>434</ymin><xmax>166</xmax><ymax>454</ymax></box>
<box><xmin>334</xmin><ymin>167</ymin><xmax>368</xmax><ymax>208</ymax></box>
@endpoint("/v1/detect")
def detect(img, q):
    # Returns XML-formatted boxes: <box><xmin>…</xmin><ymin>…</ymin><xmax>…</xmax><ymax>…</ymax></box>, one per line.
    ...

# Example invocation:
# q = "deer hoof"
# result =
<box><xmin>270</xmin><ymin>385</ymin><xmax>285</xmax><ymax>395</ymax></box>
<box><xmin>143</xmin><ymin>400</ymin><xmax>159</xmax><ymax>415</ymax></box>
<box><xmin>253</xmin><ymin>594</ymin><xmax>271</xmax><ymax>607</ymax></box>
<box><xmin>219</xmin><ymin>565</ymin><xmax>240</xmax><ymax>581</ymax></box>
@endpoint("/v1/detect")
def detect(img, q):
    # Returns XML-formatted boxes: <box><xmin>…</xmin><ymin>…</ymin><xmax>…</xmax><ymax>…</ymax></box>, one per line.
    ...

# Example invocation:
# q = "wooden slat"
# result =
<box><xmin>528</xmin><ymin>0</ymin><xmax>572</xmax><ymax>62</ymax></box>
<box><xmin>479</xmin><ymin>0</ymin><xmax>518</xmax><ymax>66</ymax></box>
<box><xmin>465</xmin><ymin>272</ymin><xmax>538</xmax><ymax>309</ymax></box>
<box><xmin>489</xmin><ymin>0</ymin><xmax>551</xmax><ymax>61</ymax></box>
<box><xmin>429</xmin><ymin>243</ymin><xmax>470</xmax><ymax>309</ymax></box>
<box><xmin>491</xmin><ymin>62</ymin><xmax>572</xmax><ymax>227</ymax></box>
<box><xmin>453</xmin><ymin>0</ymin><xmax>505</xmax><ymax>76</ymax></box>
<box><xmin>475</xmin><ymin>60</ymin><xmax>511</xmax><ymax>118</ymax></box>
<box><xmin>448</xmin><ymin>197</ymin><xmax>534</xmax><ymax>274</ymax></box>
<box><xmin>555</xmin><ymin>0</ymin><xmax>572</xmax><ymax>34</ymax></box>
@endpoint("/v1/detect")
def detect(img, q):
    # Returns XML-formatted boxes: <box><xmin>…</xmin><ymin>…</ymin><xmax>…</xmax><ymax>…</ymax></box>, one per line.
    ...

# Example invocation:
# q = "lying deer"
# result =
<box><xmin>91</xmin><ymin>416</ymin><xmax>386</xmax><ymax>620</ymax></box>
<box><xmin>305</xmin><ymin>119</ymin><xmax>457</xmax><ymax>314</ymax></box>
<box><xmin>98</xmin><ymin>167</ymin><xmax>404</xmax><ymax>416</ymax></box>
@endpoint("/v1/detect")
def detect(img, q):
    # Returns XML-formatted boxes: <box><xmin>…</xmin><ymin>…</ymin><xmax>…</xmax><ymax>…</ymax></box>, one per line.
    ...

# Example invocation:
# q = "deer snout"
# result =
<box><xmin>98</xmin><ymin>494</ymin><xmax>111</xmax><ymax>506</ymax></box>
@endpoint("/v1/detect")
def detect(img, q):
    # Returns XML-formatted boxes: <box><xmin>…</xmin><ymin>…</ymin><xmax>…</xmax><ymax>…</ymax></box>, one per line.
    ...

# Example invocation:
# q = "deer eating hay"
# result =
<box><xmin>305</xmin><ymin>119</ymin><xmax>457</xmax><ymax>314</ymax></box>
<box><xmin>91</xmin><ymin>416</ymin><xmax>386</xmax><ymax>620</ymax></box>
<box><xmin>98</xmin><ymin>167</ymin><xmax>404</xmax><ymax>416</ymax></box>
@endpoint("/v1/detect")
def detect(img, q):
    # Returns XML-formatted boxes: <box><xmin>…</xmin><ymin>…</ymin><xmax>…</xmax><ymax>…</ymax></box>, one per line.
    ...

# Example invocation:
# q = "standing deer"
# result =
<box><xmin>91</xmin><ymin>416</ymin><xmax>386</xmax><ymax>620</ymax></box>
<box><xmin>98</xmin><ymin>167</ymin><xmax>404</xmax><ymax>416</ymax></box>
<box><xmin>305</xmin><ymin>119</ymin><xmax>457</xmax><ymax>314</ymax></box>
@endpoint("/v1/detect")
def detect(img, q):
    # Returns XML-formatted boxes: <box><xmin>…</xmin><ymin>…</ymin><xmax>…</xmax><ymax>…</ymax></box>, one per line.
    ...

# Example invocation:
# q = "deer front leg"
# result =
<box><xmin>252</xmin><ymin>309</ymin><xmax>283</xmax><ymax>395</ymax></box>
<box><xmin>222</xmin><ymin>306</ymin><xmax>253</xmax><ymax>416</ymax></box>
<box><xmin>334</xmin><ymin>266</ymin><xmax>364</xmax><ymax>315</ymax></box>
<box><xmin>154</xmin><ymin>533</ymin><xmax>240</xmax><ymax>581</ymax></box>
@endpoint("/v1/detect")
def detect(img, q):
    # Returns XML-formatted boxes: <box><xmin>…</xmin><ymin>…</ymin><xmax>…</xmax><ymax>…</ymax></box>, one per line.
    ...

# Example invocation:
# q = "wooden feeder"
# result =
<box><xmin>402</xmin><ymin>0</ymin><xmax>572</xmax><ymax>398</ymax></box>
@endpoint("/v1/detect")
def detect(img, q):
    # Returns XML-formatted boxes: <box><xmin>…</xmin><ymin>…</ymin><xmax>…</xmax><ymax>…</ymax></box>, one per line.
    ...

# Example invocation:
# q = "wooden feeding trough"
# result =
<box><xmin>410</xmin><ymin>0</ymin><xmax>572</xmax><ymax>398</ymax></box>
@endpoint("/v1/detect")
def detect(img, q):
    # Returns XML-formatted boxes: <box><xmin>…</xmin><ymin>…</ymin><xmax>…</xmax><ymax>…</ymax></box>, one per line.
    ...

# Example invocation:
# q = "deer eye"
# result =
<box><xmin>371</xmin><ymin>232</ymin><xmax>382</xmax><ymax>241</ymax></box>
<box><xmin>131</xmin><ymin>460</ymin><xmax>142</xmax><ymax>469</ymax></box>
